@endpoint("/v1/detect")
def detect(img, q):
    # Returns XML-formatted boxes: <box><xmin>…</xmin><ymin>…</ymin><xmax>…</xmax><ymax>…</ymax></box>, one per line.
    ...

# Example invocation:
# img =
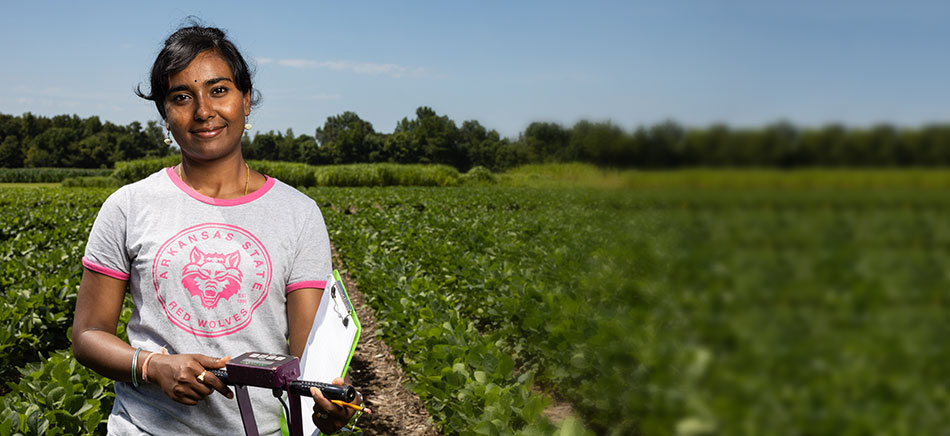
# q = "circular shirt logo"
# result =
<box><xmin>152</xmin><ymin>223</ymin><xmax>272</xmax><ymax>337</ymax></box>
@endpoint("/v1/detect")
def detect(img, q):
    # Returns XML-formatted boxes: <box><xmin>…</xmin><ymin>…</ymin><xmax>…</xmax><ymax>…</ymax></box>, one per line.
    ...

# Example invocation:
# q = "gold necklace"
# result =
<box><xmin>243</xmin><ymin>161</ymin><xmax>249</xmax><ymax>196</ymax></box>
<box><xmin>178</xmin><ymin>162</ymin><xmax>250</xmax><ymax>196</ymax></box>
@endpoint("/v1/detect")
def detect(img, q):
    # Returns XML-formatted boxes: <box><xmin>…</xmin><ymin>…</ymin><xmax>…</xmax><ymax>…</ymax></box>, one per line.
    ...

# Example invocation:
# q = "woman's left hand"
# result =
<box><xmin>310</xmin><ymin>377</ymin><xmax>357</xmax><ymax>433</ymax></box>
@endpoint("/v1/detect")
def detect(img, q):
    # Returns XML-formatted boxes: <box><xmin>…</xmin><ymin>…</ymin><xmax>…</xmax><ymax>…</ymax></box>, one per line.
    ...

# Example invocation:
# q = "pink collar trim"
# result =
<box><xmin>165</xmin><ymin>166</ymin><xmax>275</xmax><ymax>206</ymax></box>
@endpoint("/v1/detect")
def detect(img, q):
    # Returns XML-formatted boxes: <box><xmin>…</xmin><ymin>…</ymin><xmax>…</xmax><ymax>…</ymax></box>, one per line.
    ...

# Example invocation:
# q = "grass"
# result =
<box><xmin>0</xmin><ymin>183</ymin><xmax>60</xmax><ymax>188</ymax></box>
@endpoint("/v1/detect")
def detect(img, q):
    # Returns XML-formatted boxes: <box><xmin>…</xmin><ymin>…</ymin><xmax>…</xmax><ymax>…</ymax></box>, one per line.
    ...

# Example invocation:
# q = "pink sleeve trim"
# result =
<box><xmin>82</xmin><ymin>257</ymin><xmax>130</xmax><ymax>281</ymax></box>
<box><xmin>286</xmin><ymin>280</ymin><xmax>327</xmax><ymax>293</ymax></box>
<box><xmin>165</xmin><ymin>167</ymin><xmax>275</xmax><ymax>206</ymax></box>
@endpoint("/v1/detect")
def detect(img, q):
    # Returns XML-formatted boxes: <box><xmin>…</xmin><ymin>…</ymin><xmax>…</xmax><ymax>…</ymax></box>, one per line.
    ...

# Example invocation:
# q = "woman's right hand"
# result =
<box><xmin>73</xmin><ymin>270</ymin><xmax>233</xmax><ymax>405</ymax></box>
<box><xmin>148</xmin><ymin>353</ymin><xmax>234</xmax><ymax>405</ymax></box>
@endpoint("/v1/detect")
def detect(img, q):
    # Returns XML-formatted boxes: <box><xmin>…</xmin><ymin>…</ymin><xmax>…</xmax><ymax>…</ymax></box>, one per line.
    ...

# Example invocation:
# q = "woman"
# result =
<box><xmin>72</xmin><ymin>25</ymin><xmax>355</xmax><ymax>435</ymax></box>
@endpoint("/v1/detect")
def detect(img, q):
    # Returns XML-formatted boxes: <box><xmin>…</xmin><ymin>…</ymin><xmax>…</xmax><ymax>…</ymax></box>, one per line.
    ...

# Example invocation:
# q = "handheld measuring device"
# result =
<box><xmin>209</xmin><ymin>351</ymin><xmax>356</xmax><ymax>436</ymax></box>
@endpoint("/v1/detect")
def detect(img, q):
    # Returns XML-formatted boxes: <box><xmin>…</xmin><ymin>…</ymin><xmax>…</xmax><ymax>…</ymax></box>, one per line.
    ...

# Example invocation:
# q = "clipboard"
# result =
<box><xmin>298</xmin><ymin>270</ymin><xmax>362</xmax><ymax>436</ymax></box>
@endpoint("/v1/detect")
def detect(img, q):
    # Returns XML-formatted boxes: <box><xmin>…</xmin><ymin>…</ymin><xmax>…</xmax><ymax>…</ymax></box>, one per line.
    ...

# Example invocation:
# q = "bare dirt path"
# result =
<box><xmin>332</xmin><ymin>246</ymin><xmax>441</xmax><ymax>436</ymax></box>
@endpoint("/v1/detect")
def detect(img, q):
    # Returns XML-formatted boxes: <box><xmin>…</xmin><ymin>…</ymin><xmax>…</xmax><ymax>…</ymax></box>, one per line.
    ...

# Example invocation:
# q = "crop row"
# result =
<box><xmin>0</xmin><ymin>168</ymin><xmax>112</xmax><ymax>183</ymax></box>
<box><xmin>0</xmin><ymin>190</ymin><xmax>112</xmax><ymax>376</ymax></box>
<box><xmin>0</xmin><ymin>188</ymin><xmax>124</xmax><ymax>435</ymax></box>
<box><xmin>311</xmin><ymin>185</ymin><xmax>950</xmax><ymax>435</ymax></box>
<box><xmin>312</xmin><ymin>186</ymin><xmax>660</xmax><ymax>434</ymax></box>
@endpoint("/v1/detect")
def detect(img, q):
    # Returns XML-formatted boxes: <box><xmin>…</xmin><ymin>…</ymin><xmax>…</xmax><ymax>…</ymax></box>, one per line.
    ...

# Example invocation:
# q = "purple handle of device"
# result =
<box><xmin>234</xmin><ymin>385</ymin><xmax>260</xmax><ymax>436</ymax></box>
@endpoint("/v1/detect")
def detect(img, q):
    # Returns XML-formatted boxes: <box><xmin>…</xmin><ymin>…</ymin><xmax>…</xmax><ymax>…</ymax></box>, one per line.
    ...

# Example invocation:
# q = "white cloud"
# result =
<box><xmin>13</xmin><ymin>86</ymin><xmax>123</xmax><ymax>103</ymax></box>
<box><xmin>278</xmin><ymin>59</ymin><xmax>321</xmax><ymax>69</ymax></box>
<box><xmin>255</xmin><ymin>57</ymin><xmax>274</xmax><ymax>65</ymax></box>
<box><xmin>265</xmin><ymin>89</ymin><xmax>342</xmax><ymax>102</ymax></box>
<box><xmin>272</xmin><ymin>58</ymin><xmax>427</xmax><ymax>78</ymax></box>
<box><xmin>302</xmin><ymin>93</ymin><xmax>341</xmax><ymax>101</ymax></box>
<box><xmin>5</xmin><ymin>86</ymin><xmax>136</xmax><ymax>115</ymax></box>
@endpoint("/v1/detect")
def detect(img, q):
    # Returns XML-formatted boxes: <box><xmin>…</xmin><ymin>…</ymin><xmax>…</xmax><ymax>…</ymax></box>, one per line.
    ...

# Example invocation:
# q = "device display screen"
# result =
<box><xmin>241</xmin><ymin>358</ymin><xmax>274</xmax><ymax>367</ymax></box>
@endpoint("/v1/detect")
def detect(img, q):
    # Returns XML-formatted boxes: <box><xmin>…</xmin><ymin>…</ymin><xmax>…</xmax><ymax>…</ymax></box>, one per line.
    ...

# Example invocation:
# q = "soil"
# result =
<box><xmin>535</xmin><ymin>386</ymin><xmax>578</xmax><ymax>424</ymax></box>
<box><xmin>332</xmin><ymin>246</ymin><xmax>441</xmax><ymax>436</ymax></box>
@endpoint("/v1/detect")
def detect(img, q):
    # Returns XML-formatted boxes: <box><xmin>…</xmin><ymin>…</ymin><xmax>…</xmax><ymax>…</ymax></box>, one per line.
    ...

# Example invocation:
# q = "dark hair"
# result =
<box><xmin>136</xmin><ymin>24</ymin><xmax>260</xmax><ymax>120</ymax></box>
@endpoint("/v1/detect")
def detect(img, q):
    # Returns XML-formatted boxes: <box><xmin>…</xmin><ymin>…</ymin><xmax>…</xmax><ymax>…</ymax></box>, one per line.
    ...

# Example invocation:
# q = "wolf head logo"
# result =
<box><xmin>181</xmin><ymin>247</ymin><xmax>244</xmax><ymax>309</ymax></box>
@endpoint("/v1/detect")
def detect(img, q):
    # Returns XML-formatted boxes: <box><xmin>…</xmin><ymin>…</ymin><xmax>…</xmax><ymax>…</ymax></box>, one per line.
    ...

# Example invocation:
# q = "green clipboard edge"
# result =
<box><xmin>333</xmin><ymin>269</ymin><xmax>362</xmax><ymax>378</ymax></box>
<box><xmin>280</xmin><ymin>270</ymin><xmax>362</xmax><ymax>436</ymax></box>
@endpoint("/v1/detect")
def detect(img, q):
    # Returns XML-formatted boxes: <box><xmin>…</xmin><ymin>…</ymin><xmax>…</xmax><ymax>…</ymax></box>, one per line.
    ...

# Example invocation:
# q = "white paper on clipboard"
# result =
<box><xmin>299</xmin><ymin>270</ymin><xmax>361</xmax><ymax>436</ymax></box>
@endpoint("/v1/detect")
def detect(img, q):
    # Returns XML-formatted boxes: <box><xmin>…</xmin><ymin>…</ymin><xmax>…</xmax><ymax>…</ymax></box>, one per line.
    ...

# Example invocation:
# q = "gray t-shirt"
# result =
<box><xmin>82</xmin><ymin>167</ymin><xmax>332</xmax><ymax>435</ymax></box>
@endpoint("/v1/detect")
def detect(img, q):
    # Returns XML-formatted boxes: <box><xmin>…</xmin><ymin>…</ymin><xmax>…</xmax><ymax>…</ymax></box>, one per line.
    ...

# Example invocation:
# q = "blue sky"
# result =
<box><xmin>1</xmin><ymin>1</ymin><xmax>948</xmax><ymax>139</ymax></box>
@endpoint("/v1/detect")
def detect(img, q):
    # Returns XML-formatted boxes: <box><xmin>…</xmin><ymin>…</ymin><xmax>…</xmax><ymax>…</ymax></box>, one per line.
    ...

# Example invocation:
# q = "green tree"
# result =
<box><xmin>74</xmin><ymin>132</ymin><xmax>119</xmax><ymax>168</ymax></box>
<box><xmin>569</xmin><ymin>120</ymin><xmax>626</xmax><ymax>167</ymax></box>
<box><xmin>866</xmin><ymin>124</ymin><xmax>904</xmax><ymax>165</ymax></box>
<box><xmin>0</xmin><ymin>135</ymin><xmax>22</xmax><ymax>167</ymax></box>
<box><xmin>458</xmin><ymin>120</ymin><xmax>507</xmax><ymax>171</ymax></box>
<box><xmin>20</xmin><ymin>112</ymin><xmax>49</xmax><ymax>139</ymax></box>
<box><xmin>798</xmin><ymin>124</ymin><xmax>847</xmax><ymax>166</ymax></box>
<box><xmin>523</xmin><ymin>121</ymin><xmax>571</xmax><ymax>162</ymax></box>
<box><xmin>296</xmin><ymin>134</ymin><xmax>320</xmax><ymax>165</ymax></box>
<box><xmin>392</xmin><ymin>107</ymin><xmax>461</xmax><ymax>166</ymax></box>
<box><xmin>0</xmin><ymin>113</ymin><xmax>17</xmax><ymax>139</ymax></box>
<box><xmin>681</xmin><ymin>123</ymin><xmax>732</xmax><ymax>166</ymax></box>
<box><xmin>380</xmin><ymin>130</ymin><xmax>419</xmax><ymax>164</ymax></box>
<box><xmin>247</xmin><ymin>131</ymin><xmax>279</xmax><ymax>161</ymax></box>
<box><xmin>762</xmin><ymin>121</ymin><xmax>800</xmax><ymax>167</ymax></box>
<box><xmin>493</xmin><ymin>141</ymin><xmax>532</xmax><ymax>170</ymax></box>
<box><xmin>51</xmin><ymin>114</ymin><xmax>82</xmax><ymax>130</ymax></box>
<box><xmin>25</xmin><ymin>127</ymin><xmax>77</xmax><ymax>167</ymax></box>
<box><xmin>914</xmin><ymin>125</ymin><xmax>950</xmax><ymax>165</ymax></box>
<box><xmin>81</xmin><ymin>116</ymin><xmax>103</xmax><ymax>138</ymax></box>
<box><xmin>364</xmin><ymin>133</ymin><xmax>388</xmax><ymax>163</ymax></box>
<box><xmin>315</xmin><ymin>112</ymin><xmax>376</xmax><ymax>164</ymax></box>
<box><xmin>275</xmin><ymin>128</ymin><xmax>297</xmax><ymax>162</ymax></box>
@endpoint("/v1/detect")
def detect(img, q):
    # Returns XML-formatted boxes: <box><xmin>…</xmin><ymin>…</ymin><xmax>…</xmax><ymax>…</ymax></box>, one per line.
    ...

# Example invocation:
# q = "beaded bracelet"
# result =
<box><xmin>131</xmin><ymin>347</ymin><xmax>143</xmax><ymax>387</ymax></box>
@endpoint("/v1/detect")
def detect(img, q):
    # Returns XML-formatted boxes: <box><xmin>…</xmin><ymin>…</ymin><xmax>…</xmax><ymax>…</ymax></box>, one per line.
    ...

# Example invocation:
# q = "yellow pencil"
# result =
<box><xmin>331</xmin><ymin>399</ymin><xmax>372</xmax><ymax>414</ymax></box>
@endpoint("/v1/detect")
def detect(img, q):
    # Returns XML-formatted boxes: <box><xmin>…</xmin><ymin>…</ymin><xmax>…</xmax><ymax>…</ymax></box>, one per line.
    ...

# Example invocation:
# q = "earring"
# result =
<box><xmin>244</xmin><ymin>114</ymin><xmax>252</xmax><ymax>132</ymax></box>
<box><xmin>164</xmin><ymin>126</ymin><xmax>173</xmax><ymax>145</ymax></box>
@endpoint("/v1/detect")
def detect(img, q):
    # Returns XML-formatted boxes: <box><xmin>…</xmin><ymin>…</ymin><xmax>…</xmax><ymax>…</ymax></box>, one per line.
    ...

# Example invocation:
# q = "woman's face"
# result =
<box><xmin>164</xmin><ymin>50</ymin><xmax>250</xmax><ymax>162</ymax></box>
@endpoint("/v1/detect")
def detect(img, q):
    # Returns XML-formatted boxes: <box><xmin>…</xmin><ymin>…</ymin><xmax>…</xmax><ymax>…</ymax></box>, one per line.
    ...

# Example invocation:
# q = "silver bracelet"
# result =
<box><xmin>132</xmin><ymin>347</ymin><xmax>142</xmax><ymax>387</ymax></box>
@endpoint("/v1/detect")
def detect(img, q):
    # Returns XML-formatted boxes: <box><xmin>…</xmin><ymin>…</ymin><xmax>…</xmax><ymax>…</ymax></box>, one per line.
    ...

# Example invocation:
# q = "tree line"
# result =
<box><xmin>0</xmin><ymin>113</ymin><xmax>169</xmax><ymax>168</ymax></box>
<box><xmin>3</xmin><ymin>109</ymin><xmax>950</xmax><ymax>170</ymax></box>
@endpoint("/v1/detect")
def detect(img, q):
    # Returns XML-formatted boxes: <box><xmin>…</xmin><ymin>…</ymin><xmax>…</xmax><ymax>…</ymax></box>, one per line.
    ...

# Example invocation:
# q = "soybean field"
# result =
<box><xmin>312</xmin><ymin>184</ymin><xmax>950</xmax><ymax>435</ymax></box>
<box><xmin>1</xmin><ymin>175</ymin><xmax>949</xmax><ymax>435</ymax></box>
